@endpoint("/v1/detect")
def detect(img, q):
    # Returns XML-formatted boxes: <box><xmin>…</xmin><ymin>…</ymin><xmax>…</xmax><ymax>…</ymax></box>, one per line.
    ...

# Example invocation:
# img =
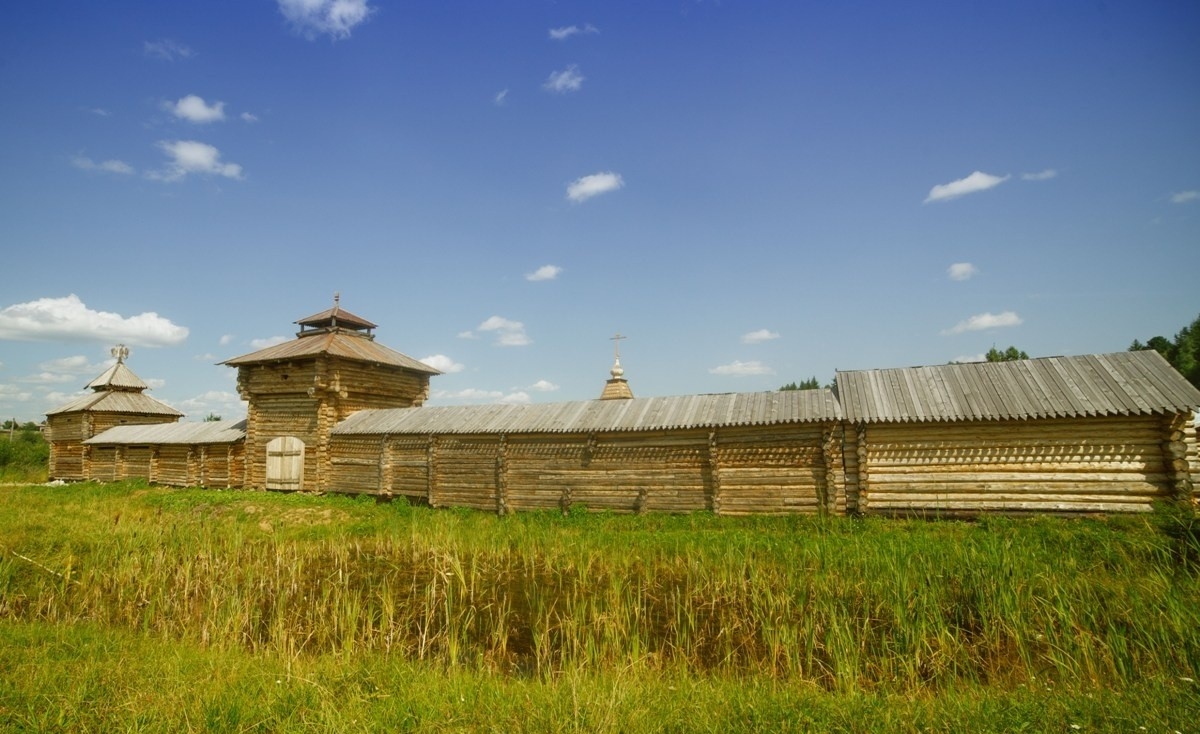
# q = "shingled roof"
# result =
<box><xmin>334</xmin><ymin>389</ymin><xmax>843</xmax><ymax>436</ymax></box>
<box><xmin>221</xmin><ymin>302</ymin><xmax>439</xmax><ymax>374</ymax></box>
<box><xmin>46</xmin><ymin>354</ymin><xmax>182</xmax><ymax>418</ymax></box>
<box><xmin>835</xmin><ymin>350</ymin><xmax>1200</xmax><ymax>423</ymax></box>
<box><xmin>222</xmin><ymin>331</ymin><xmax>441</xmax><ymax>373</ymax></box>
<box><xmin>85</xmin><ymin>419</ymin><xmax>247</xmax><ymax>445</ymax></box>
<box><xmin>46</xmin><ymin>390</ymin><xmax>184</xmax><ymax>417</ymax></box>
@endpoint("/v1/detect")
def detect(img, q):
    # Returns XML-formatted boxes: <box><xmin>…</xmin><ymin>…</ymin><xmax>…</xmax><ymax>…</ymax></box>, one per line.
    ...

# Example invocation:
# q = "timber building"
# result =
<box><xmin>48</xmin><ymin>302</ymin><xmax>1200</xmax><ymax>516</ymax></box>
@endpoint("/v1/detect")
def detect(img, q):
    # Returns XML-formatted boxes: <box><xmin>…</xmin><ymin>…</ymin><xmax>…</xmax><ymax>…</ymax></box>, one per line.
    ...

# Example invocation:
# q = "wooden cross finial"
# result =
<box><xmin>610</xmin><ymin>332</ymin><xmax>626</xmax><ymax>360</ymax></box>
<box><xmin>334</xmin><ymin>292</ymin><xmax>340</xmax><ymax>306</ymax></box>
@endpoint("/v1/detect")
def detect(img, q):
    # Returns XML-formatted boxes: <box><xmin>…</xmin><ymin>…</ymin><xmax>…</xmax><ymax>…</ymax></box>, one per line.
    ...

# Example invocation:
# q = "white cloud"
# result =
<box><xmin>85</xmin><ymin>107</ymin><xmax>111</xmax><ymax>117</ymax></box>
<box><xmin>150</xmin><ymin>140</ymin><xmax>244</xmax><ymax>182</ymax></box>
<box><xmin>0</xmin><ymin>295</ymin><xmax>188</xmax><ymax>346</ymax></box>
<box><xmin>525</xmin><ymin>265</ymin><xmax>562</xmax><ymax>282</ymax></box>
<box><xmin>1021</xmin><ymin>169</ymin><xmax>1057</xmax><ymax>181</ymax></box>
<box><xmin>250</xmin><ymin>336</ymin><xmax>288</xmax><ymax>349</ymax></box>
<box><xmin>144</xmin><ymin>39</ymin><xmax>194</xmax><ymax>61</ymax></box>
<box><xmin>435</xmin><ymin>388</ymin><xmax>502</xmax><ymax>401</ymax></box>
<box><xmin>709</xmin><ymin>360</ymin><xmax>774</xmax><ymax>376</ymax></box>
<box><xmin>924</xmin><ymin>171</ymin><xmax>1010</xmax><ymax>203</ymax></box>
<box><xmin>72</xmin><ymin>156</ymin><xmax>134</xmax><ymax>175</ymax></box>
<box><xmin>494</xmin><ymin>89</ymin><xmax>508</xmax><ymax>106</ymax></box>
<box><xmin>952</xmin><ymin>354</ymin><xmax>987</xmax><ymax>364</ymax></box>
<box><xmin>420</xmin><ymin>354</ymin><xmax>465</xmax><ymax>373</ymax></box>
<box><xmin>219</xmin><ymin>334</ymin><xmax>234</xmax><ymax>346</ymax></box>
<box><xmin>529</xmin><ymin>379</ymin><xmax>559</xmax><ymax>392</ymax></box>
<box><xmin>20</xmin><ymin>372</ymin><xmax>78</xmax><ymax>385</ymax></box>
<box><xmin>457</xmin><ymin>330</ymin><xmax>479</xmax><ymax>340</ymax></box>
<box><xmin>175</xmin><ymin>390</ymin><xmax>246</xmax><ymax>419</ymax></box>
<box><xmin>0</xmin><ymin>384</ymin><xmax>34</xmax><ymax>402</ymax></box>
<box><xmin>240</xmin><ymin>112</ymin><xmax>259</xmax><ymax>123</ymax></box>
<box><xmin>567</xmin><ymin>171</ymin><xmax>623</xmax><ymax>203</ymax></box>
<box><xmin>167</xmin><ymin>95</ymin><xmax>226</xmax><ymax>123</ymax></box>
<box><xmin>543</xmin><ymin>65</ymin><xmax>584</xmax><ymax>93</ymax></box>
<box><xmin>548</xmin><ymin>24</ymin><xmax>599</xmax><ymax>40</ymax></box>
<box><xmin>194</xmin><ymin>353</ymin><xmax>217</xmax><ymax>361</ymax></box>
<box><xmin>145</xmin><ymin>378</ymin><xmax>166</xmax><ymax>389</ymax></box>
<box><xmin>38</xmin><ymin>355</ymin><xmax>109</xmax><ymax>375</ymax></box>
<box><xmin>278</xmin><ymin>0</ymin><xmax>374</xmax><ymax>40</ymax></box>
<box><xmin>433</xmin><ymin>387</ymin><xmax>527</xmax><ymax>404</ymax></box>
<box><xmin>1171</xmin><ymin>190</ymin><xmax>1200</xmax><ymax>204</ymax></box>
<box><xmin>742</xmin><ymin>329</ymin><xmax>779</xmax><ymax>344</ymax></box>
<box><xmin>947</xmin><ymin>262</ymin><xmax>978</xmax><ymax>281</ymax></box>
<box><xmin>942</xmin><ymin>311</ymin><xmax>1023</xmax><ymax>335</ymax></box>
<box><xmin>477</xmin><ymin>316</ymin><xmax>530</xmax><ymax>346</ymax></box>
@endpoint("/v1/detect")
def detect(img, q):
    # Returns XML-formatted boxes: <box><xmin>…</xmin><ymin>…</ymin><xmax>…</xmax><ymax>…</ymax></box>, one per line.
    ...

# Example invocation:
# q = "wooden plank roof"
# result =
<box><xmin>85</xmin><ymin>361</ymin><xmax>148</xmax><ymax>391</ymax></box>
<box><xmin>46</xmin><ymin>390</ymin><xmax>183</xmax><ymax>417</ymax></box>
<box><xmin>85</xmin><ymin>419</ymin><xmax>247</xmax><ymax>445</ymax></box>
<box><xmin>836</xmin><ymin>350</ymin><xmax>1200</xmax><ymax>423</ymax></box>
<box><xmin>333</xmin><ymin>389</ymin><xmax>844</xmax><ymax>436</ymax></box>
<box><xmin>221</xmin><ymin>331</ymin><xmax>440</xmax><ymax>374</ymax></box>
<box><xmin>296</xmin><ymin>305</ymin><xmax>377</xmax><ymax>330</ymax></box>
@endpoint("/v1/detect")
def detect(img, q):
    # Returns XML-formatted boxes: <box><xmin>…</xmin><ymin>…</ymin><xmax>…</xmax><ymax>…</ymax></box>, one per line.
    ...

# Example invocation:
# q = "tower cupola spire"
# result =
<box><xmin>599</xmin><ymin>333</ymin><xmax>634</xmax><ymax>400</ymax></box>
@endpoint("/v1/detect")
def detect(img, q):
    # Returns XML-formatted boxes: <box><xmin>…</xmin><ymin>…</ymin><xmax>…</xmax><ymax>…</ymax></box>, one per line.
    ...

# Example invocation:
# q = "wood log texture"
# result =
<box><xmin>327</xmin><ymin>425</ymin><xmax>838</xmax><ymax>515</ymax></box>
<box><xmin>859</xmin><ymin>417</ymin><xmax>1175</xmax><ymax>515</ymax></box>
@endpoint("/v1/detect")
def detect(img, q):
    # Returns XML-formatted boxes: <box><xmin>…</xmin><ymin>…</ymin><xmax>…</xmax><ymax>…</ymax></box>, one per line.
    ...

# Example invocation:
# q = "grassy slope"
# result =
<box><xmin>1</xmin><ymin>482</ymin><xmax>1198</xmax><ymax>732</ymax></box>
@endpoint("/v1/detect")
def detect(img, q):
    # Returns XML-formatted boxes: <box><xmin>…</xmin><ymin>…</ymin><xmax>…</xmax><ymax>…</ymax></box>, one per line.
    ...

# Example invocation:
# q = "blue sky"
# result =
<box><xmin>1</xmin><ymin>1</ymin><xmax>1198</xmax><ymax>424</ymax></box>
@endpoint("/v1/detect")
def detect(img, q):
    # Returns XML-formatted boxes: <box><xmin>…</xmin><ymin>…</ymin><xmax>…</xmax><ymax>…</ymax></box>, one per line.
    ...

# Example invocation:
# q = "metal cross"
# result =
<box><xmin>610</xmin><ymin>333</ymin><xmax>626</xmax><ymax>360</ymax></box>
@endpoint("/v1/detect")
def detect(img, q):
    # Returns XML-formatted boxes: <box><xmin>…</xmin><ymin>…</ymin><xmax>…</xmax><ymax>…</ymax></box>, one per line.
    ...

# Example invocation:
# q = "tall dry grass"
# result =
<box><xmin>2</xmin><ymin>482</ymin><xmax>1198</xmax><ymax>693</ymax></box>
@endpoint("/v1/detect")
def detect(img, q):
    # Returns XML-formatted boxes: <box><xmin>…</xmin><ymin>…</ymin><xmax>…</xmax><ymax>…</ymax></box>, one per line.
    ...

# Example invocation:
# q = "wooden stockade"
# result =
<box><xmin>46</xmin><ymin>352</ymin><xmax>183</xmax><ymax>481</ymax></box>
<box><xmin>855</xmin><ymin>417</ymin><xmax>1178</xmax><ymax>515</ymax></box>
<box><xmin>222</xmin><ymin>302</ymin><xmax>439</xmax><ymax>492</ymax></box>
<box><xmin>80</xmin><ymin>420</ymin><xmax>248</xmax><ymax>488</ymax></box>
<box><xmin>54</xmin><ymin>304</ymin><xmax>1200</xmax><ymax>518</ymax></box>
<box><xmin>328</xmin><ymin>422</ymin><xmax>844</xmax><ymax>515</ymax></box>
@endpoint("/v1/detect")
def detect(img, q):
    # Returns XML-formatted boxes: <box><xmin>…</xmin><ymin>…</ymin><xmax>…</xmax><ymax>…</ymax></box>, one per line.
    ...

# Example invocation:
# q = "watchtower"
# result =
<box><xmin>222</xmin><ymin>297</ymin><xmax>440</xmax><ymax>490</ymax></box>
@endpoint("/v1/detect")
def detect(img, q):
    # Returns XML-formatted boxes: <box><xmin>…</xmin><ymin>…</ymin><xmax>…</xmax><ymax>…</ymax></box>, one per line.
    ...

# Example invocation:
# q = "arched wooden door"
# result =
<box><xmin>266</xmin><ymin>436</ymin><xmax>304</xmax><ymax>490</ymax></box>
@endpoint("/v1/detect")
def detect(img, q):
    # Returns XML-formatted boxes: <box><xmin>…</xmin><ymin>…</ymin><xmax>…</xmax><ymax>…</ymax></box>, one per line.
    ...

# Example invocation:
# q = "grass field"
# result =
<box><xmin>2</xmin><ymin>481</ymin><xmax>1198</xmax><ymax>732</ymax></box>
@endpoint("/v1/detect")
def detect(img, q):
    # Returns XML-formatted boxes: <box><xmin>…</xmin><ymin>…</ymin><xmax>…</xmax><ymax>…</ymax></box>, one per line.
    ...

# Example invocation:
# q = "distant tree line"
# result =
<box><xmin>1129</xmin><ymin>313</ymin><xmax>1200</xmax><ymax>389</ymax></box>
<box><xmin>778</xmin><ymin>313</ymin><xmax>1200</xmax><ymax>392</ymax></box>
<box><xmin>985</xmin><ymin>346</ymin><xmax>1029</xmax><ymax>362</ymax></box>
<box><xmin>0</xmin><ymin>421</ymin><xmax>48</xmax><ymax>481</ymax></box>
<box><xmin>779</xmin><ymin>377</ymin><xmax>821</xmax><ymax>391</ymax></box>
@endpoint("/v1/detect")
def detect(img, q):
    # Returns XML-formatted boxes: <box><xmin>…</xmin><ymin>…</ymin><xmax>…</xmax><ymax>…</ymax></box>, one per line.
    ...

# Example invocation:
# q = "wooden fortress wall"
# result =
<box><xmin>236</xmin><ymin>357</ymin><xmax>431</xmax><ymax>491</ymax></box>
<box><xmin>852</xmin><ymin>414</ymin><xmax>1196</xmax><ymax>515</ymax></box>
<box><xmin>328</xmin><ymin>423</ymin><xmax>847</xmax><ymax>515</ymax></box>
<box><xmin>84</xmin><ymin>443</ymin><xmax>245</xmax><ymax>488</ymax></box>
<box><xmin>66</xmin><ymin>411</ymin><xmax>1197</xmax><ymax>517</ymax></box>
<box><xmin>47</xmin><ymin>412</ymin><xmax>179</xmax><ymax>481</ymax></box>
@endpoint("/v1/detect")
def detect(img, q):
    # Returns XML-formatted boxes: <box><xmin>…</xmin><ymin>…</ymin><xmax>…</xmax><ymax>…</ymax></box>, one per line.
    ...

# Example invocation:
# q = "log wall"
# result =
<box><xmin>1188</xmin><ymin>415</ymin><xmax>1199</xmax><ymax>496</ymax></box>
<box><xmin>48</xmin><ymin>411</ymin><xmax>178</xmax><ymax>481</ymax></box>
<box><xmin>328</xmin><ymin>424</ymin><xmax>841</xmax><ymax>515</ymax></box>
<box><xmin>237</xmin><ymin>357</ymin><xmax>431</xmax><ymax>491</ymax></box>
<box><xmin>857</xmin><ymin>416</ymin><xmax>1179</xmax><ymax>515</ymax></box>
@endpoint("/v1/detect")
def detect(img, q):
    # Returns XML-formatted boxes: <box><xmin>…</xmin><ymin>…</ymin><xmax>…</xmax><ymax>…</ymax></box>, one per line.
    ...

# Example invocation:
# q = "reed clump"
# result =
<box><xmin>2</xmin><ymin>482</ymin><xmax>1197</xmax><ymax>694</ymax></box>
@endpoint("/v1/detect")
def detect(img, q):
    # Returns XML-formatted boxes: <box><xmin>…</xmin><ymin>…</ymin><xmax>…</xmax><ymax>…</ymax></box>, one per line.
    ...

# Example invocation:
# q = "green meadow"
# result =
<box><xmin>2</xmin><ymin>482</ymin><xmax>1197</xmax><ymax>732</ymax></box>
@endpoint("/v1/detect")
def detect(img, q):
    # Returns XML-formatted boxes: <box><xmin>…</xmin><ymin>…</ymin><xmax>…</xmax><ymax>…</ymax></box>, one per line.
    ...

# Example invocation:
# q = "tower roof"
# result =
<box><xmin>294</xmin><ymin>293</ymin><xmax>377</xmax><ymax>333</ymax></box>
<box><xmin>86</xmin><ymin>361</ymin><xmax>148</xmax><ymax>392</ymax></box>
<box><xmin>598</xmin><ymin>333</ymin><xmax>633</xmax><ymax>400</ymax></box>
<box><xmin>47</xmin><ymin>345</ymin><xmax>182</xmax><ymax>418</ymax></box>
<box><xmin>221</xmin><ymin>299</ymin><xmax>440</xmax><ymax>374</ymax></box>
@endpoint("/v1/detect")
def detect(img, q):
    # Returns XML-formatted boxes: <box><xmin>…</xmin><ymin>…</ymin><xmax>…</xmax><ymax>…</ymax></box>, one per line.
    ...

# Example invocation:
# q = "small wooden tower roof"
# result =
<box><xmin>599</xmin><ymin>333</ymin><xmax>634</xmax><ymax>400</ymax></box>
<box><xmin>222</xmin><ymin>297</ymin><xmax>440</xmax><ymax>374</ymax></box>
<box><xmin>46</xmin><ymin>345</ymin><xmax>182</xmax><ymax>417</ymax></box>
<box><xmin>86</xmin><ymin>361</ymin><xmax>148</xmax><ymax>392</ymax></box>
<box><xmin>295</xmin><ymin>296</ymin><xmax>378</xmax><ymax>333</ymax></box>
